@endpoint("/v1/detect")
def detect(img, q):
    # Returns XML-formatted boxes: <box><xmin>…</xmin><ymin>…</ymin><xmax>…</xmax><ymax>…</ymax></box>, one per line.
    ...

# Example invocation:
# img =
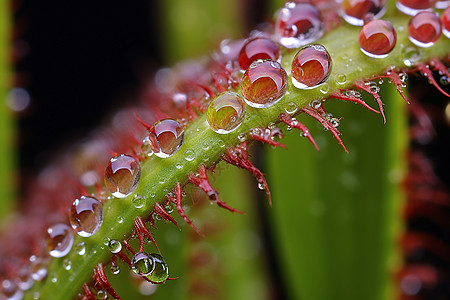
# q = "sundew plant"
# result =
<box><xmin>1</xmin><ymin>0</ymin><xmax>450</xmax><ymax>299</ymax></box>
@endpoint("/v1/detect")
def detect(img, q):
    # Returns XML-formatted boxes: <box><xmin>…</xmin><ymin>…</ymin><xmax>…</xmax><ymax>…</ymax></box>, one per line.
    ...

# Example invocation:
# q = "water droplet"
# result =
<box><xmin>402</xmin><ymin>47</ymin><xmax>422</xmax><ymax>67</ymax></box>
<box><xmin>319</xmin><ymin>83</ymin><xmax>330</xmax><ymax>94</ymax></box>
<box><xmin>131</xmin><ymin>252</ymin><xmax>154</xmax><ymax>276</ymax></box>
<box><xmin>336</xmin><ymin>73</ymin><xmax>347</xmax><ymax>85</ymax></box>
<box><xmin>291</xmin><ymin>44</ymin><xmax>332</xmax><ymax>89</ymax></box>
<box><xmin>238</xmin><ymin>37</ymin><xmax>280</xmax><ymax>70</ymax></box>
<box><xmin>140</xmin><ymin>136</ymin><xmax>154</xmax><ymax>157</ymax></box>
<box><xmin>1</xmin><ymin>280</ymin><xmax>23</xmax><ymax>299</ymax></box>
<box><xmin>443</xmin><ymin>7</ymin><xmax>450</xmax><ymax>38</ymax></box>
<box><xmin>310</xmin><ymin>99</ymin><xmax>322</xmax><ymax>109</ymax></box>
<box><xmin>117</xmin><ymin>216</ymin><xmax>124</xmax><ymax>224</ymax></box>
<box><xmin>408</xmin><ymin>11</ymin><xmax>442</xmax><ymax>48</ymax></box>
<box><xmin>440</xmin><ymin>76</ymin><xmax>449</xmax><ymax>85</ymax></box>
<box><xmin>75</xmin><ymin>242</ymin><xmax>86</xmax><ymax>255</ymax></box>
<box><xmin>110</xmin><ymin>263</ymin><xmax>120</xmax><ymax>275</ymax></box>
<box><xmin>46</xmin><ymin>223</ymin><xmax>74</xmax><ymax>258</ymax></box>
<box><xmin>184</xmin><ymin>149</ymin><xmax>196</xmax><ymax>161</ymax></box>
<box><xmin>97</xmin><ymin>290</ymin><xmax>107</xmax><ymax>300</ymax></box>
<box><xmin>396</xmin><ymin>0</ymin><xmax>436</xmax><ymax>16</ymax></box>
<box><xmin>153</xmin><ymin>213</ymin><xmax>162</xmax><ymax>221</ymax></box>
<box><xmin>241</xmin><ymin>60</ymin><xmax>287</xmax><ymax>108</ymax></box>
<box><xmin>275</xmin><ymin>2</ymin><xmax>324</xmax><ymax>48</ymax></box>
<box><xmin>104</xmin><ymin>154</ymin><xmax>141</xmax><ymax>198</ymax></box>
<box><xmin>50</xmin><ymin>272</ymin><xmax>57</xmax><ymax>283</ymax></box>
<box><xmin>238</xmin><ymin>132</ymin><xmax>246</xmax><ymax>142</ymax></box>
<box><xmin>207</xmin><ymin>92</ymin><xmax>246</xmax><ymax>134</ymax></box>
<box><xmin>107</xmin><ymin>239</ymin><xmax>122</xmax><ymax>254</ymax></box>
<box><xmin>146</xmin><ymin>253</ymin><xmax>169</xmax><ymax>284</ymax></box>
<box><xmin>132</xmin><ymin>194</ymin><xmax>145</xmax><ymax>209</ymax></box>
<box><xmin>164</xmin><ymin>203</ymin><xmax>174</xmax><ymax>214</ymax></box>
<box><xmin>148</xmin><ymin>119</ymin><xmax>185</xmax><ymax>158</ymax></box>
<box><xmin>69</xmin><ymin>196</ymin><xmax>103</xmax><ymax>237</ymax></box>
<box><xmin>17</xmin><ymin>267</ymin><xmax>34</xmax><ymax>291</ymax></box>
<box><xmin>30</xmin><ymin>256</ymin><xmax>47</xmax><ymax>281</ymax></box>
<box><xmin>258</xmin><ymin>182</ymin><xmax>264</xmax><ymax>190</ymax></box>
<box><xmin>358</xmin><ymin>19</ymin><xmax>396</xmax><ymax>58</ymax></box>
<box><xmin>340</xmin><ymin>0</ymin><xmax>387</xmax><ymax>26</ymax></box>
<box><xmin>33</xmin><ymin>291</ymin><xmax>40</xmax><ymax>299</ymax></box>
<box><xmin>330</xmin><ymin>118</ymin><xmax>340</xmax><ymax>127</ymax></box>
<box><xmin>62</xmin><ymin>259</ymin><xmax>71</xmax><ymax>271</ymax></box>
<box><xmin>369</xmin><ymin>82</ymin><xmax>380</xmax><ymax>93</ymax></box>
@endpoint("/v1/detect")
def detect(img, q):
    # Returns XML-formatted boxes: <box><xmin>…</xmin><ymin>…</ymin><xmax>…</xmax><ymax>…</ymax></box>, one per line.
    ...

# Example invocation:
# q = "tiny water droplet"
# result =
<box><xmin>96</xmin><ymin>290</ymin><xmax>107</xmax><ymax>300</ymax></box>
<box><xmin>148</xmin><ymin>119</ymin><xmax>185</xmax><ymax>158</ymax></box>
<box><xmin>164</xmin><ymin>203</ymin><xmax>174</xmax><ymax>214</ymax></box>
<box><xmin>132</xmin><ymin>194</ymin><xmax>145</xmax><ymax>209</ymax></box>
<box><xmin>440</xmin><ymin>76</ymin><xmax>449</xmax><ymax>85</ymax></box>
<box><xmin>286</xmin><ymin>126</ymin><xmax>292</xmax><ymax>131</ymax></box>
<box><xmin>117</xmin><ymin>216</ymin><xmax>124</xmax><ymax>224</ymax></box>
<box><xmin>30</xmin><ymin>256</ymin><xmax>47</xmax><ymax>281</ymax></box>
<box><xmin>110</xmin><ymin>263</ymin><xmax>120</xmax><ymax>275</ymax></box>
<box><xmin>369</xmin><ymin>82</ymin><xmax>380</xmax><ymax>93</ymax></box>
<box><xmin>336</xmin><ymin>74</ymin><xmax>347</xmax><ymax>85</ymax></box>
<box><xmin>70</xmin><ymin>196</ymin><xmax>103</xmax><ymax>237</ymax></box>
<box><xmin>310</xmin><ymin>99</ymin><xmax>322</xmax><ymax>109</ymax></box>
<box><xmin>140</xmin><ymin>136</ymin><xmax>154</xmax><ymax>157</ymax></box>
<box><xmin>258</xmin><ymin>182</ymin><xmax>264</xmax><ymax>190</ymax></box>
<box><xmin>146</xmin><ymin>253</ymin><xmax>169</xmax><ymax>284</ymax></box>
<box><xmin>268</xmin><ymin>122</ymin><xmax>276</xmax><ymax>129</ymax></box>
<box><xmin>108</xmin><ymin>240</ymin><xmax>122</xmax><ymax>253</ymax></box>
<box><xmin>62</xmin><ymin>259</ymin><xmax>72</xmax><ymax>271</ymax></box>
<box><xmin>131</xmin><ymin>252</ymin><xmax>154</xmax><ymax>276</ymax></box>
<box><xmin>184</xmin><ymin>149</ymin><xmax>196</xmax><ymax>162</ymax></box>
<box><xmin>50</xmin><ymin>273</ymin><xmax>57</xmax><ymax>283</ymax></box>
<box><xmin>207</xmin><ymin>92</ymin><xmax>246</xmax><ymax>134</ymax></box>
<box><xmin>104</xmin><ymin>154</ymin><xmax>141</xmax><ymax>198</ymax></box>
<box><xmin>402</xmin><ymin>47</ymin><xmax>422</xmax><ymax>67</ymax></box>
<box><xmin>284</xmin><ymin>102</ymin><xmax>298</xmax><ymax>115</ymax></box>
<box><xmin>46</xmin><ymin>223</ymin><xmax>74</xmax><ymax>258</ymax></box>
<box><xmin>33</xmin><ymin>291</ymin><xmax>40</xmax><ymax>299</ymax></box>
<box><xmin>75</xmin><ymin>242</ymin><xmax>86</xmax><ymax>255</ymax></box>
<box><xmin>330</xmin><ymin>118</ymin><xmax>340</xmax><ymax>127</ymax></box>
<box><xmin>319</xmin><ymin>83</ymin><xmax>330</xmax><ymax>94</ymax></box>
<box><xmin>153</xmin><ymin>213</ymin><xmax>162</xmax><ymax>221</ymax></box>
<box><xmin>238</xmin><ymin>132</ymin><xmax>246</xmax><ymax>142</ymax></box>
<box><xmin>291</xmin><ymin>44</ymin><xmax>332</xmax><ymax>89</ymax></box>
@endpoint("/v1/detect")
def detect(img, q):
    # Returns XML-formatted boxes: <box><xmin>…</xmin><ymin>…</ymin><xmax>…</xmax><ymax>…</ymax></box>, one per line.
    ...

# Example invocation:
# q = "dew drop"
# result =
<box><xmin>408</xmin><ymin>11</ymin><xmax>442</xmax><ymax>48</ymax></box>
<box><xmin>336</xmin><ymin>73</ymin><xmax>348</xmax><ymax>85</ymax></box>
<box><xmin>396</xmin><ymin>0</ymin><xmax>436</xmax><ymax>16</ymax></box>
<box><xmin>29</xmin><ymin>256</ymin><xmax>47</xmax><ymax>281</ymax></box>
<box><xmin>104</xmin><ymin>154</ymin><xmax>141</xmax><ymax>198</ymax></box>
<box><xmin>33</xmin><ymin>292</ymin><xmax>40</xmax><ymax>299</ymax></box>
<box><xmin>402</xmin><ymin>47</ymin><xmax>422</xmax><ymax>66</ymax></box>
<box><xmin>275</xmin><ymin>2</ymin><xmax>324</xmax><ymax>48</ymax></box>
<box><xmin>69</xmin><ymin>196</ymin><xmax>103</xmax><ymax>237</ymax></box>
<box><xmin>75</xmin><ymin>242</ymin><xmax>86</xmax><ymax>255</ymax></box>
<box><xmin>238</xmin><ymin>132</ymin><xmax>246</xmax><ymax>142</ymax></box>
<box><xmin>140</xmin><ymin>136</ymin><xmax>154</xmax><ymax>157</ymax></box>
<box><xmin>96</xmin><ymin>290</ymin><xmax>107</xmax><ymax>300</ymax></box>
<box><xmin>310</xmin><ymin>99</ymin><xmax>322</xmax><ymax>109</ymax></box>
<box><xmin>358</xmin><ymin>19</ymin><xmax>396</xmax><ymax>58</ymax></box>
<box><xmin>330</xmin><ymin>118</ymin><xmax>340</xmax><ymax>127</ymax></box>
<box><xmin>132</xmin><ymin>194</ymin><xmax>145</xmax><ymax>209</ymax></box>
<box><xmin>117</xmin><ymin>216</ymin><xmax>124</xmax><ymax>224</ymax></box>
<box><xmin>369</xmin><ymin>82</ymin><xmax>381</xmax><ymax>93</ymax></box>
<box><xmin>443</xmin><ymin>7</ymin><xmax>450</xmax><ymax>38</ymax></box>
<box><xmin>164</xmin><ymin>203</ymin><xmax>174</xmax><ymax>214</ymax></box>
<box><xmin>440</xmin><ymin>76</ymin><xmax>449</xmax><ymax>85</ymax></box>
<box><xmin>108</xmin><ymin>239</ymin><xmax>122</xmax><ymax>253</ymax></box>
<box><xmin>241</xmin><ymin>60</ymin><xmax>287</xmax><ymax>108</ymax></box>
<box><xmin>238</xmin><ymin>37</ymin><xmax>280</xmax><ymax>70</ymax></box>
<box><xmin>46</xmin><ymin>223</ymin><xmax>74</xmax><ymax>258</ymax></box>
<box><xmin>110</xmin><ymin>263</ymin><xmax>120</xmax><ymax>275</ymax></box>
<box><xmin>62</xmin><ymin>259</ymin><xmax>72</xmax><ymax>271</ymax></box>
<box><xmin>131</xmin><ymin>252</ymin><xmax>154</xmax><ymax>276</ymax></box>
<box><xmin>146</xmin><ymin>253</ymin><xmax>169</xmax><ymax>284</ymax></box>
<box><xmin>340</xmin><ymin>0</ymin><xmax>387</xmax><ymax>26</ymax></box>
<box><xmin>319</xmin><ymin>83</ymin><xmax>330</xmax><ymax>94</ymax></box>
<box><xmin>148</xmin><ymin>119</ymin><xmax>185</xmax><ymax>158</ymax></box>
<box><xmin>17</xmin><ymin>267</ymin><xmax>34</xmax><ymax>291</ymax></box>
<box><xmin>50</xmin><ymin>272</ymin><xmax>57</xmax><ymax>283</ymax></box>
<box><xmin>1</xmin><ymin>280</ymin><xmax>23</xmax><ymax>299</ymax></box>
<box><xmin>184</xmin><ymin>149</ymin><xmax>196</xmax><ymax>162</ymax></box>
<box><xmin>207</xmin><ymin>92</ymin><xmax>246</xmax><ymax>134</ymax></box>
<box><xmin>291</xmin><ymin>44</ymin><xmax>332</xmax><ymax>89</ymax></box>
<box><xmin>257</xmin><ymin>182</ymin><xmax>265</xmax><ymax>190</ymax></box>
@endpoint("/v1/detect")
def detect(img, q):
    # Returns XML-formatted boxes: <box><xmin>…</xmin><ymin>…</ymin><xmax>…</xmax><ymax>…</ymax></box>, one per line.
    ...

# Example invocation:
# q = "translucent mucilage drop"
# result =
<box><xmin>341</xmin><ymin>0</ymin><xmax>387</xmax><ymax>26</ymax></box>
<box><xmin>104</xmin><ymin>154</ymin><xmax>141</xmax><ymax>198</ymax></box>
<box><xmin>291</xmin><ymin>44</ymin><xmax>332</xmax><ymax>89</ymax></box>
<box><xmin>46</xmin><ymin>223</ymin><xmax>74</xmax><ymax>258</ymax></box>
<box><xmin>131</xmin><ymin>252</ymin><xmax>154</xmax><ymax>276</ymax></box>
<box><xmin>408</xmin><ymin>11</ymin><xmax>442</xmax><ymax>47</ymax></box>
<box><xmin>108</xmin><ymin>239</ymin><xmax>122</xmax><ymax>253</ymax></box>
<box><xmin>207</xmin><ymin>92</ymin><xmax>246</xmax><ymax>134</ymax></box>
<box><xmin>238</xmin><ymin>37</ymin><xmax>280</xmax><ymax>70</ymax></box>
<box><xmin>146</xmin><ymin>253</ymin><xmax>169</xmax><ymax>283</ymax></box>
<box><xmin>148</xmin><ymin>119</ymin><xmax>184</xmax><ymax>158</ymax></box>
<box><xmin>69</xmin><ymin>196</ymin><xmax>103</xmax><ymax>237</ymax></box>
<box><xmin>241</xmin><ymin>60</ymin><xmax>287</xmax><ymax>108</ymax></box>
<box><xmin>396</xmin><ymin>0</ymin><xmax>436</xmax><ymax>16</ymax></box>
<box><xmin>275</xmin><ymin>2</ymin><xmax>324</xmax><ymax>48</ymax></box>
<box><xmin>358</xmin><ymin>19</ymin><xmax>396</xmax><ymax>58</ymax></box>
<box><xmin>443</xmin><ymin>7</ymin><xmax>450</xmax><ymax>38</ymax></box>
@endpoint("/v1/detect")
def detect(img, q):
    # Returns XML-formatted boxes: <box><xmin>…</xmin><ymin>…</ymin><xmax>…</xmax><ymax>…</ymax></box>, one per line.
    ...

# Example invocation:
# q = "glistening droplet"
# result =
<box><xmin>443</xmin><ymin>7</ymin><xmax>450</xmax><ymax>38</ymax></box>
<box><xmin>241</xmin><ymin>60</ymin><xmax>287</xmax><ymax>108</ymax></box>
<box><xmin>396</xmin><ymin>0</ymin><xmax>436</xmax><ymax>16</ymax></box>
<box><xmin>69</xmin><ymin>196</ymin><xmax>103</xmax><ymax>237</ymax></box>
<box><xmin>131</xmin><ymin>252</ymin><xmax>154</xmax><ymax>276</ymax></box>
<box><xmin>238</xmin><ymin>37</ymin><xmax>280</xmax><ymax>70</ymax></box>
<box><xmin>207</xmin><ymin>92</ymin><xmax>246</xmax><ymax>134</ymax></box>
<box><xmin>408</xmin><ymin>11</ymin><xmax>442</xmax><ymax>48</ymax></box>
<box><xmin>275</xmin><ymin>2</ymin><xmax>324</xmax><ymax>48</ymax></box>
<box><xmin>148</xmin><ymin>119</ymin><xmax>184</xmax><ymax>158</ymax></box>
<box><xmin>104</xmin><ymin>154</ymin><xmax>141</xmax><ymax>198</ymax></box>
<box><xmin>46</xmin><ymin>223</ymin><xmax>74</xmax><ymax>258</ymax></box>
<box><xmin>108</xmin><ymin>240</ymin><xmax>122</xmax><ymax>253</ymax></box>
<box><xmin>146</xmin><ymin>253</ymin><xmax>169</xmax><ymax>284</ymax></box>
<box><xmin>132</xmin><ymin>194</ymin><xmax>145</xmax><ymax>209</ymax></box>
<box><xmin>291</xmin><ymin>44</ymin><xmax>332</xmax><ymax>89</ymax></box>
<box><xmin>285</xmin><ymin>102</ymin><xmax>298</xmax><ymax>114</ymax></box>
<box><xmin>358</xmin><ymin>19</ymin><xmax>396</xmax><ymax>58</ymax></box>
<box><xmin>340</xmin><ymin>0</ymin><xmax>387</xmax><ymax>26</ymax></box>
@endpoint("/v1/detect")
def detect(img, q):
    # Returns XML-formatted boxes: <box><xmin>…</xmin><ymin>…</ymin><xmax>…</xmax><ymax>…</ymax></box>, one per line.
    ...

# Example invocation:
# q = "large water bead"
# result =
<box><xmin>238</xmin><ymin>37</ymin><xmax>280</xmax><ymax>70</ymax></box>
<box><xmin>358</xmin><ymin>19</ymin><xmax>397</xmax><ymax>58</ymax></box>
<box><xmin>443</xmin><ymin>7</ymin><xmax>450</xmax><ymax>38</ymax></box>
<box><xmin>131</xmin><ymin>252</ymin><xmax>154</xmax><ymax>276</ymax></box>
<box><xmin>146</xmin><ymin>253</ymin><xmax>169</xmax><ymax>283</ymax></box>
<box><xmin>207</xmin><ymin>92</ymin><xmax>246</xmax><ymax>134</ymax></box>
<box><xmin>69</xmin><ymin>196</ymin><xmax>103</xmax><ymax>237</ymax></box>
<box><xmin>46</xmin><ymin>223</ymin><xmax>74</xmax><ymax>258</ymax></box>
<box><xmin>396</xmin><ymin>0</ymin><xmax>437</xmax><ymax>16</ymax></box>
<box><xmin>408</xmin><ymin>11</ymin><xmax>442</xmax><ymax>48</ymax></box>
<box><xmin>104</xmin><ymin>154</ymin><xmax>141</xmax><ymax>198</ymax></box>
<box><xmin>241</xmin><ymin>60</ymin><xmax>287</xmax><ymax>108</ymax></box>
<box><xmin>291</xmin><ymin>44</ymin><xmax>332</xmax><ymax>89</ymax></box>
<box><xmin>148</xmin><ymin>119</ymin><xmax>184</xmax><ymax>158</ymax></box>
<box><xmin>275</xmin><ymin>2</ymin><xmax>324</xmax><ymax>48</ymax></box>
<box><xmin>340</xmin><ymin>0</ymin><xmax>387</xmax><ymax>26</ymax></box>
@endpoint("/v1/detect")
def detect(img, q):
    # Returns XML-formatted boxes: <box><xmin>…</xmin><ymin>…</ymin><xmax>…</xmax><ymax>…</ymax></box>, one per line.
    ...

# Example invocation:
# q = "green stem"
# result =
<box><xmin>26</xmin><ymin>3</ymin><xmax>450</xmax><ymax>299</ymax></box>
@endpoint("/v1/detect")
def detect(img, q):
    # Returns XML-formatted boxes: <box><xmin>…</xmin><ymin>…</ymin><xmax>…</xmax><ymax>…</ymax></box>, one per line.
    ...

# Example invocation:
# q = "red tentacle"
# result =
<box><xmin>169</xmin><ymin>183</ymin><xmax>204</xmax><ymax>236</ymax></box>
<box><xmin>279</xmin><ymin>113</ymin><xmax>319</xmax><ymax>152</ymax></box>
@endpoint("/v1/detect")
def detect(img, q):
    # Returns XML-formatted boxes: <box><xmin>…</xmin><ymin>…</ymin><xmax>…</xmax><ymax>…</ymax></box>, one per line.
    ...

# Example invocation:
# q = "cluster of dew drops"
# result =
<box><xmin>3</xmin><ymin>1</ymin><xmax>450</xmax><ymax>300</ymax></box>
